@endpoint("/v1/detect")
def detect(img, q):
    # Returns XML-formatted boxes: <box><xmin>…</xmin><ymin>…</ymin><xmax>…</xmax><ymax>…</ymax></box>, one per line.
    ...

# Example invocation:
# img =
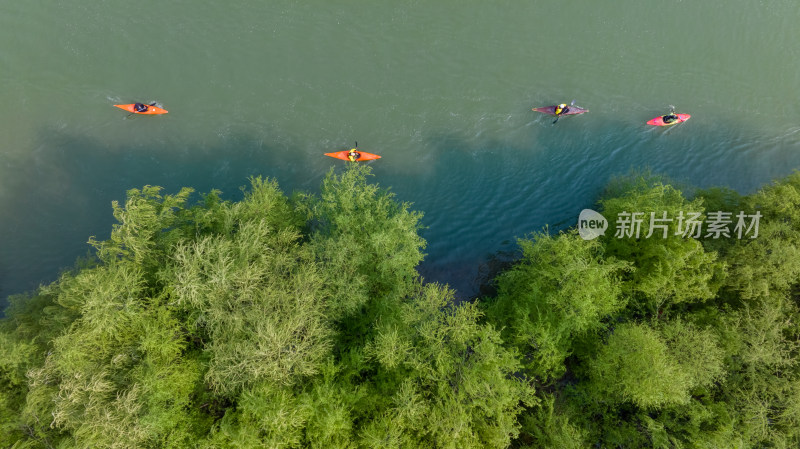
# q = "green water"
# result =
<box><xmin>2</xmin><ymin>0</ymin><xmax>799</xmax><ymax>300</ymax></box>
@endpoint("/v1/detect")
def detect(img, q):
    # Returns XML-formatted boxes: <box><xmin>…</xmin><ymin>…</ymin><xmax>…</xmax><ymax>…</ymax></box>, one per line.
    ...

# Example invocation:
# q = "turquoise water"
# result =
<box><xmin>1</xmin><ymin>0</ymin><xmax>799</xmax><ymax>301</ymax></box>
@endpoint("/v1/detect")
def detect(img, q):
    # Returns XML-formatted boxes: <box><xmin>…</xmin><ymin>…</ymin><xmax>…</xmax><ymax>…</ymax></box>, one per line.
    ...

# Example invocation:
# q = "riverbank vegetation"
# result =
<box><xmin>1</xmin><ymin>165</ymin><xmax>799</xmax><ymax>448</ymax></box>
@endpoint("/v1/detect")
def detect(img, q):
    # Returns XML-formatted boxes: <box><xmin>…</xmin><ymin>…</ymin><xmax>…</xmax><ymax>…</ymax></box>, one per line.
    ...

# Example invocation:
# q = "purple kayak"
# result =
<box><xmin>532</xmin><ymin>104</ymin><xmax>588</xmax><ymax>116</ymax></box>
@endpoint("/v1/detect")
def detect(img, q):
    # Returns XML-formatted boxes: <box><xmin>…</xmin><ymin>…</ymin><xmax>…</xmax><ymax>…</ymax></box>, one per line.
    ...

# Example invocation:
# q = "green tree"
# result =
<box><xmin>0</xmin><ymin>290</ymin><xmax>76</xmax><ymax>448</ymax></box>
<box><xmin>168</xmin><ymin>180</ymin><xmax>331</xmax><ymax>395</ymax></box>
<box><xmin>359</xmin><ymin>282</ymin><xmax>535</xmax><ymax>448</ymax></box>
<box><xmin>309</xmin><ymin>165</ymin><xmax>426</xmax><ymax>343</ymax></box>
<box><xmin>720</xmin><ymin>172</ymin><xmax>800</xmax><ymax>303</ymax></box>
<box><xmin>715</xmin><ymin>296</ymin><xmax>800</xmax><ymax>446</ymax></box>
<box><xmin>485</xmin><ymin>230</ymin><xmax>629</xmax><ymax>381</ymax></box>
<box><xmin>15</xmin><ymin>186</ymin><xmax>212</xmax><ymax>449</ymax></box>
<box><xmin>599</xmin><ymin>176</ymin><xmax>723</xmax><ymax>313</ymax></box>
<box><xmin>587</xmin><ymin>322</ymin><xmax>692</xmax><ymax>409</ymax></box>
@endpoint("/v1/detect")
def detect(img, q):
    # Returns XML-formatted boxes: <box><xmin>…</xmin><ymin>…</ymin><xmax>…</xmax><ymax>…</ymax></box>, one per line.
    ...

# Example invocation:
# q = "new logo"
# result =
<box><xmin>578</xmin><ymin>209</ymin><xmax>608</xmax><ymax>240</ymax></box>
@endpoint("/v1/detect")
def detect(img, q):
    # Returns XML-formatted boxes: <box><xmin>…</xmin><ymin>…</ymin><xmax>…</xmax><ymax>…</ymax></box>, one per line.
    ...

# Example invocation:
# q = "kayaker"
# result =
<box><xmin>662</xmin><ymin>113</ymin><xmax>679</xmax><ymax>124</ymax></box>
<box><xmin>134</xmin><ymin>103</ymin><xmax>149</xmax><ymax>113</ymax></box>
<box><xmin>347</xmin><ymin>148</ymin><xmax>361</xmax><ymax>162</ymax></box>
<box><xmin>554</xmin><ymin>103</ymin><xmax>569</xmax><ymax>116</ymax></box>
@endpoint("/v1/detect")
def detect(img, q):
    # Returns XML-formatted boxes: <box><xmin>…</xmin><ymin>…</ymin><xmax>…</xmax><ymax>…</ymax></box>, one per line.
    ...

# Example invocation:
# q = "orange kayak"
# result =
<box><xmin>114</xmin><ymin>103</ymin><xmax>168</xmax><ymax>115</ymax></box>
<box><xmin>324</xmin><ymin>150</ymin><xmax>381</xmax><ymax>162</ymax></box>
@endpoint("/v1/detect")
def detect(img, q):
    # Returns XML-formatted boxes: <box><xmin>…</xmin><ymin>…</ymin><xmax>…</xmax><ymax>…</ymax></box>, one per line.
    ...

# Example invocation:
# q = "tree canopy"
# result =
<box><xmin>2</xmin><ymin>167</ymin><xmax>800</xmax><ymax>448</ymax></box>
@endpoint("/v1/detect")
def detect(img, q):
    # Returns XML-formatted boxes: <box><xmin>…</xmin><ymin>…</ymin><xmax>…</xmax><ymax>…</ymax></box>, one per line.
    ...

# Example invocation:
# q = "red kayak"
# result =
<box><xmin>532</xmin><ymin>104</ymin><xmax>588</xmax><ymax>116</ymax></box>
<box><xmin>647</xmin><ymin>113</ymin><xmax>690</xmax><ymax>126</ymax></box>
<box><xmin>324</xmin><ymin>150</ymin><xmax>381</xmax><ymax>162</ymax></box>
<box><xmin>114</xmin><ymin>103</ymin><xmax>168</xmax><ymax>115</ymax></box>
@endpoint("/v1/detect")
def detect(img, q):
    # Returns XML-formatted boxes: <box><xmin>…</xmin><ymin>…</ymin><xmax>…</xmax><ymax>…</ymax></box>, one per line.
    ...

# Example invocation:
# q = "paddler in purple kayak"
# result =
<box><xmin>532</xmin><ymin>100</ymin><xmax>588</xmax><ymax>124</ymax></box>
<box><xmin>554</xmin><ymin>103</ymin><xmax>570</xmax><ymax>116</ymax></box>
<box><xmin>552</xmin><ymin>101</ymin><xmax>575</xmax><ymax>124</ymax></box>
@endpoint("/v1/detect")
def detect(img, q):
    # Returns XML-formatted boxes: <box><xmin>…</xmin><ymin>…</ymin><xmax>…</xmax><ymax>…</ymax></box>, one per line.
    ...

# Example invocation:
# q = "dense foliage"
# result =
<box><xmin>486</xmin><ymin>172</ymin><xmax>800</xmax><ymax>448</ymax></box>
<box><xmin>2</xmin><ymin>166</ymin><xmax>799</xmax><ymax>448</ymax></box>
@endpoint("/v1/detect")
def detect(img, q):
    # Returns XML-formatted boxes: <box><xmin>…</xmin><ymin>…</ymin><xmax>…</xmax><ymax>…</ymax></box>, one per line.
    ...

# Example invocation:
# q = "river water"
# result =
<box><xmin>2</xmin><ymin>0</ymin><xmax>799</xmax><ymax>302</ymax></box>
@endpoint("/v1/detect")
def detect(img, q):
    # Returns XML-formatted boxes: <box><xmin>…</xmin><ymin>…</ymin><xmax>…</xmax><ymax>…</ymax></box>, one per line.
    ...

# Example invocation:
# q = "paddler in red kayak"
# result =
<box><xmin>661</xmin><ymin>105</ymin><xmax>679</xmax><ymax>124</ymax></box>
<box><xmin>662</xmin><ymin>113</ymin><xmax>679</xmax><ymax>124</ymax></box>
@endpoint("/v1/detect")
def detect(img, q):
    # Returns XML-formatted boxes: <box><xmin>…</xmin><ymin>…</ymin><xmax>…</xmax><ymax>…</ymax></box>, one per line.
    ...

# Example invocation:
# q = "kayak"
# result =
<box><xmin>114</xmin><ymin>104</ymin><xmax>168</xmax><ymax>115</ymax></box>
<box><xmin>324</xmin><ymin>150</ymin><xmax>381</xmax><ymax>162</ymax></box>
<box><xmin>532</xmin><ymin>105</ymin><xmax>588</xmax><ymax>116</ymax></box>
<box><xmin>647</xmin><ymin>113</ymin><xmax>690</xmax><ymax>126</ymax></box>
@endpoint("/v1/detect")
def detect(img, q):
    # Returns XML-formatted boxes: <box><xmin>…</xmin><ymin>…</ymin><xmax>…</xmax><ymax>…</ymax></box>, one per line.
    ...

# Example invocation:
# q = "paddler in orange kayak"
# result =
<box><xmin>134</xmin><ymin>102</ymin><xmax>156</xmax><ymax>113</ymax></box>
<box><xmin>347</xmin><ymin>147</ymin><xmax>361</xmax><ymax>162</ymax></box>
